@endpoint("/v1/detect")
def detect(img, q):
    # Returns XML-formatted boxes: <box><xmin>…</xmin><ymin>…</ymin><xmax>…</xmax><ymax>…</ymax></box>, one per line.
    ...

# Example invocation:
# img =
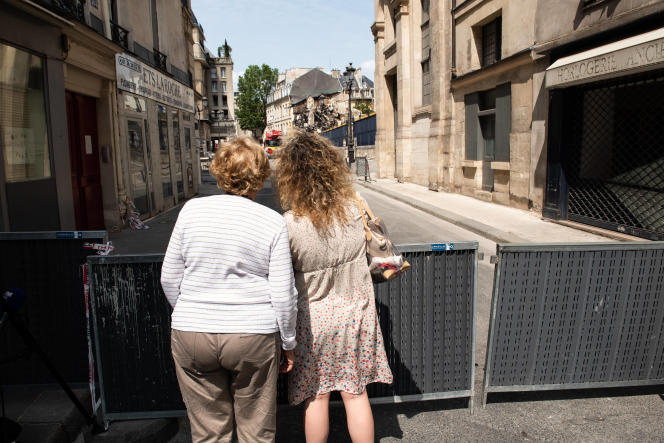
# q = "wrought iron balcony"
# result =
<box><xmin>36</xmin><ymin>0</ymin><xmax>85</xmax><ymax>23</ymax></box>
<box><xmin>153</xmin><ymin>49</ymin><xmax>168</xmax><ymax>72</ymax></box>
<box><xmin>110</xmin><ymin>21</ymin><xmax>129</xmax><ymax>50</ymax></box>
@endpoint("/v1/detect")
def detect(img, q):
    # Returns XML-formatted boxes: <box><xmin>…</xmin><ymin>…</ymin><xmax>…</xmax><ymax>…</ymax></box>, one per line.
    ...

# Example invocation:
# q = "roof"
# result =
<box><xmin>338</xmin><ymin>74</ymin><xmax>374</xmax><ymax>89</ymax></box>
<box><xmin>289</xmin><ymin>69</ymin><xmax>342</xmax><ymax>105</ymax></box>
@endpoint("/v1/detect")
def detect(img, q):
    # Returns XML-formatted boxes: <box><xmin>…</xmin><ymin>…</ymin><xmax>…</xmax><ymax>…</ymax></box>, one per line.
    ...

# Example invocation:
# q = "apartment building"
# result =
<box><xmin>373</xmin><ymin>0</ymin><xmax>664</xmax><ymax>240</ymax></box>
<box><xmin>207</xmin><ymin>47</ymin><xmax>236</xmax><ymax>148</ymax></box>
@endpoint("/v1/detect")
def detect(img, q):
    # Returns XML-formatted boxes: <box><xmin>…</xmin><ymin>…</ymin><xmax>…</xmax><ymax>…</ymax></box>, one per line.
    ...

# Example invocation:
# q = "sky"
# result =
<box><xmin>190</xmin><ymin>0</ymin><xmax>376</xmax><ymax>87</ymax></box>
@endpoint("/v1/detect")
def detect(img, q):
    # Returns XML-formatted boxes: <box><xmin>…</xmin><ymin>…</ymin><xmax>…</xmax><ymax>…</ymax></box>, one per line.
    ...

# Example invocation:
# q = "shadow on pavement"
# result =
<box><xmin>486</xmin><ymin>384</ymin><xmax>664</xmax><ymax>405</ymax></box>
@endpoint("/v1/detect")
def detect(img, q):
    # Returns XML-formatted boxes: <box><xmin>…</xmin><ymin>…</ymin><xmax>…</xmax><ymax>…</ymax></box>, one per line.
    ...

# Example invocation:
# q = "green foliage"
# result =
<box><xmin>354</xmin><ymin>102</ymin><xmax>373</xmax><ymax>117</ymax></box>
<box><xmin>223</xmin><ymin>39</ymin><xmax>232</xmax><ymax>58</ymax></box>
<box><xmin>236</xmin><ymin>64</ymin><xmax>278</xmax><ymax>136</ymax></box>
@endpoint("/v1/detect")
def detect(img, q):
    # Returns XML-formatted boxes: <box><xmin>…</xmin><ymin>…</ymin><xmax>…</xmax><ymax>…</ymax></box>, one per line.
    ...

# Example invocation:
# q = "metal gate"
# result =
<box><xmin>88</xmin><ymin>242</ymin><xmax>477</xmax><ymax>424</ymax></box>
<box><xmin>561</xmin><ymin>70</ymin><xmax>664</xmax><ymax>240</ymax></box>
<box><xmin>484</xmin><ymin>242</ymin><xmax>664</xmax><ymax>405</ymax></box>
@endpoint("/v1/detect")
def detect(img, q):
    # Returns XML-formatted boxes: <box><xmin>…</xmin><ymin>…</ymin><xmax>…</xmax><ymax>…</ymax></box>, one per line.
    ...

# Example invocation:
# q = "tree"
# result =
<box><xmin>354</xmin><ymin>102</ymin><xmax>373</xmax><ymax>117</ymax></box>
<box><xmin>218</xmin><ymin>39</ymin><xmax>232</xmax><ymax>58</ymax></box>
<box><xmin>236</xmin><ymin>64</ymin><xmax>278</xmax><ymax>137</ymax></box>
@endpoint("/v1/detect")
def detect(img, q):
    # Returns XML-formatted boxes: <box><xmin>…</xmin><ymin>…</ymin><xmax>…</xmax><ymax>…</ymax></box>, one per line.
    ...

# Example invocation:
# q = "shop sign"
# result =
<box><xmin>546</xmin><ymin>35</ymin><xmax>664</xmax><ymax>88</ymax></box>
<box><xmin>115</xmin><ymin>53</ymin><xmax>194</xmax><ymax>113</ymax></box>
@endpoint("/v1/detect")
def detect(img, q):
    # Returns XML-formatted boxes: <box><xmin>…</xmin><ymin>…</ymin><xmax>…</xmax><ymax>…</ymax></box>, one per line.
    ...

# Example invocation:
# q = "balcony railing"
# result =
<box><xmin>153</xmin><ymin>49</ymin><xmax>168</xmax><ymax>72</ymax></box>
<box><xmin>37</xmin><ymin>0</ymin><xmax>84</xmax><ymax>23</ymax></box>
<box><xmin>110</xmin><ymin>21</ymin><xmax>130</xmax><ymax>50</ymax></box>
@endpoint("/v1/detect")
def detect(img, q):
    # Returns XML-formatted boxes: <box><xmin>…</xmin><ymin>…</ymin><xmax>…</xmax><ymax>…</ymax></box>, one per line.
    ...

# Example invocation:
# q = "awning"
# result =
<box><xmin>545</xmin><ymin>27</ymin><xmax>664</xmax><ymax>88</ymax></box>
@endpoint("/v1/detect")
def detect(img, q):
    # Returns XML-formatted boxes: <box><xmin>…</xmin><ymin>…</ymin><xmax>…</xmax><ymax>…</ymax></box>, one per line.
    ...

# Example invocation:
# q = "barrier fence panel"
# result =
<box><xmin>483</xmin><ymin>242</ymin><xmax>664</xmax><ymax>406</ymax></box>
<box><xmin>0</xmin><ymin>231</ymin><xmax>107</xmax><ymax>384</ymax></box>
<box><xmin>88</xmin><ymin>242</ymin><xmax>477</xmax><ymax>423</ymax></box>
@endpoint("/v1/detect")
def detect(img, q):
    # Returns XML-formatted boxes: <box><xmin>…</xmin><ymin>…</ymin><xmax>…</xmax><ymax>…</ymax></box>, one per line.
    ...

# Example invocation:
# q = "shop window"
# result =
<box><xmin>157</xmin><ymin>105</ymin><xmax>172</xmax><ymax>199</ymax></box>
<box><xmin>464</xmin><ymin>83</ymin><xmax>510</xmax><ymax>162</ymax></box>
<box><xmin>481</xmin><ymin>16</ymin><xmax>502</xmax><ymax>68</ymax></box>
<box><xmin>124</xmin><ymin>94</ymin><xmax>146</xmax><ymax>112</ymax></box>
<box><xmin>0</xmin><ymin>43</ymin><xmax>51</xmax><ymax>182</ymax></box>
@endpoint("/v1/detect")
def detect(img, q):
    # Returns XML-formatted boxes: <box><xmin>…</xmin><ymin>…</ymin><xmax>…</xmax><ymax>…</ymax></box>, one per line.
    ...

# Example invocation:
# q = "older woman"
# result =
<box><xmin>161</xmin><ymin>136</ymin><xmax>297</xmax><ymax>443</ymax></box>
<box><xmin>277</xmin><ymin>131</ymin><xmax>392</xmax><ymax>443</ymax></box>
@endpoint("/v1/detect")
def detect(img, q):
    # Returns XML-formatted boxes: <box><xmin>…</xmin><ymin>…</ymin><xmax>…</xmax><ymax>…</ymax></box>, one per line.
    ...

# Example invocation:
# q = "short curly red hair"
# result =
<box><xmin>209</xmin><ymin>136</ymin><xmax>270</xmax><ymax>196</ymax></box>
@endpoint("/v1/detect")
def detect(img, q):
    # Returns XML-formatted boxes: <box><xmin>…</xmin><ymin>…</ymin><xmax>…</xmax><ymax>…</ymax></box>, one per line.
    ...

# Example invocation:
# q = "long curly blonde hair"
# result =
<box><xmin>276</xmin><ymin>130</ymin><xmax>355</xmax><ymax>229</ymax></box>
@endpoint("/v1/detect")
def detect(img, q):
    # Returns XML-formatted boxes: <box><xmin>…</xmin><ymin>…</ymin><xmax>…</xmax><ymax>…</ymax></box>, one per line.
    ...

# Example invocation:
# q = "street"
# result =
<box><xmin>116</xmin><ymin>174</ymin><xmax>664</xmax><ymax>443</ymax></box>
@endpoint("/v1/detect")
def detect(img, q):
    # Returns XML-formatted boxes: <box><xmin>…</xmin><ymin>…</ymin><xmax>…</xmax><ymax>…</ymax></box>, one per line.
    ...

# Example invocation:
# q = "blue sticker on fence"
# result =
<box><xmin>56</xmin><ymin>231</ymin><xmax>83</xmax><ymax>239</ymax></box>
<box><xmin>431</xmin><ymin>243</ymin><xmax>454</xmax><ymax>251</ymax></box>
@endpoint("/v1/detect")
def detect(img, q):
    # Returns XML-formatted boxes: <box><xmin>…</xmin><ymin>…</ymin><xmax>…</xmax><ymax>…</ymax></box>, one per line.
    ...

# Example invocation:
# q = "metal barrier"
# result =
<box><xmin>356</xmin><ymin>157</ymin><xmax>369</xmax><ymax>181</ymax></box>
<box><xmin>0</xmin><ymin>231</ymin><xmax>107</xmax><ymax>384</ymax></box>
<box><xmin>483</xmin><ymin>242</ymin><xmax>664</xmax><ymax>406</ymax></box>
<box><xmin>88</xmin><ymin>242</ymin><xmax>477</xmax><ymax>423</ymax></box>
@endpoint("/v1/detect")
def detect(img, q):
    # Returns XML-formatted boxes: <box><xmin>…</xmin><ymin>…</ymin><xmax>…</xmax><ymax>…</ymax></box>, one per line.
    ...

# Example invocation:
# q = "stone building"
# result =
<box><xmin>113</xmin><ymin>0</ymin><xmax>200</xmax><ymax>223</ymax></box>
<box><xmin>1</xmin><ymin>0</ymin><xmax>123</xmax><ymax>231</ymax></box>
<box><xmin>207</xmin><ymin>45</ymin><xmax>236</xmax><ymax>148</ymax></box>
<box><xmin>266</xmin><ymin>67</ymin><xmax>375</xmax><ymax>137</ymax></box>
<box><xmin>191</xmin><ymin>14</ymin><xmax>210</xmax><ymax>159</ymax></box>
<box><xmin>372</xmin><ymin>0</ymin><xmax>664</xmax><ymax>240</ymax></box>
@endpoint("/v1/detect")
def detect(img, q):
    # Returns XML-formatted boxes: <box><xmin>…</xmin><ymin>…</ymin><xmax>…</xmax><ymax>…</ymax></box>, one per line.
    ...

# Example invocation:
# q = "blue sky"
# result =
<box><xmin>191</xmin><ymin>0</ymin><xmax>376</xmax><ymax>86</ymax></box>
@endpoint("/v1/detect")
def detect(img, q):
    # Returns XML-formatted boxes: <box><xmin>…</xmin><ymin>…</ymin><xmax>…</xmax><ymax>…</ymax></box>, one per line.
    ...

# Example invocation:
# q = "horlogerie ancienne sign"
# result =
<box><xmin>116</xmin><ymin>53</ymin><xmax>195</xmax><ymax>113</ymax></box>
<box><xmin>546</xmin><ymin>29</ymin><xmax>664</xmax><ymax>88</ymax></box>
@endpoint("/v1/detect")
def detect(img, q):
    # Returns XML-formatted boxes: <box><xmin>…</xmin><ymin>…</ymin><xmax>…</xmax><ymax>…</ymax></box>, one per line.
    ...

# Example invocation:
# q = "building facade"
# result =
<box><xmin>207</xmin><ymin>49</ymin><xmax>236</xmax><ymax>148</ymax></box>
<box><xmin>1</xmin><ymin>0</ymin><xmax>122</xmax><ymax>231</ymax></box>
<box><xmin>373</xmin><ymin>0</ymin><xmax>664</xmax><ymax>240</ymax></box>
<box><xmin>113</xmin><ymin>0</ymin><xmax>200</xmax><ymax>222</ymax></box>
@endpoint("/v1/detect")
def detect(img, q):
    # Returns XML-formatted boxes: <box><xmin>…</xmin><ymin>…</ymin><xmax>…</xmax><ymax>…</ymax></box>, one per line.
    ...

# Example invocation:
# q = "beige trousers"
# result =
<box><xmin>171</xmin><ymin>329</ymin><xmax>280</xmax><ymax>443</ymax></box>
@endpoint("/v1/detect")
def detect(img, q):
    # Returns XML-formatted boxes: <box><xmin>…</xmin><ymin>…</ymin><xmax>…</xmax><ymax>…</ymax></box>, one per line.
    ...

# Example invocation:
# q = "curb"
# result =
<box><xmin>356</xmin><ymin>181</ymin><xmax>530</xmax><ymax>244</ymax></box>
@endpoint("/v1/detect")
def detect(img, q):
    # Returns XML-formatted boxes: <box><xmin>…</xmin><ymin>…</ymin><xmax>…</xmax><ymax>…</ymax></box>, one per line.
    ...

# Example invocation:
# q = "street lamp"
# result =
<box><xmin>344</xmin><ymin>63</ymin><xmax>356</xmax><ymax>164</ymax></box>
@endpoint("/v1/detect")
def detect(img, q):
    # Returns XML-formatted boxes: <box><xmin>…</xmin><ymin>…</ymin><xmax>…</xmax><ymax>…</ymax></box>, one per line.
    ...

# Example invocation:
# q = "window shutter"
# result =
<box><xmin>495</xmin><ymin>82</ymin><xmax>511</xmax><ymax>162</ymax></box>
<box><xmin>464</xmin><ymin>93</ymin><xmax>479</xmax><ymax>160</ymax></box>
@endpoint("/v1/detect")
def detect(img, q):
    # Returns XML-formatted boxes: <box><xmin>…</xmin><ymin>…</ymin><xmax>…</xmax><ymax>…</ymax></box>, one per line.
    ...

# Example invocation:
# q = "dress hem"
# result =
<box><xmin>288</xmin><ymin>375</ymin><xmax>394</xmax><ymax>406</ymax></box>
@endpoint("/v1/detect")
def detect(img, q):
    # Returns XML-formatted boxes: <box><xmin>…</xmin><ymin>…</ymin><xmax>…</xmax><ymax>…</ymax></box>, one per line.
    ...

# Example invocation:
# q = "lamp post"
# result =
<box><xmin>197</xmin><ymin>97</ymin><xmax>209</xmax><ymax>154</ymax></box>
<box><xmin>344</xmin><ymin>63</ymin><xmax>356</xmax><ymax>164</ymax></box>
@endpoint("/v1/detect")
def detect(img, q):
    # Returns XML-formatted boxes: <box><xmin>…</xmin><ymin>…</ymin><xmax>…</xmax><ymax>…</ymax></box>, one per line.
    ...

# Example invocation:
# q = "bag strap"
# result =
<box><xmin>353</xmin><ymin>195</ymin><xmax>372</xmax><ymax>242</ymax></box>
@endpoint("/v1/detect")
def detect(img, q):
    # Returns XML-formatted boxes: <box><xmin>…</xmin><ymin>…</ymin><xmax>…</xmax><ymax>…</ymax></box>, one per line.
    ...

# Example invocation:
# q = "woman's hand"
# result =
<box><xmin>280</xmin><ymin>349</ymin><xmax>295</xmax><ymax>373</ymax></box>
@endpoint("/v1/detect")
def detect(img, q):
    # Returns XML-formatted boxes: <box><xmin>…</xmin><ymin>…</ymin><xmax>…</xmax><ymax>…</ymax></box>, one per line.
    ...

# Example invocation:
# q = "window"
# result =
<box><xmin>464</xmin><ymin>83</ymin><xmax>510</xmax><ymax>162</ymax></box>
<box><xmin>421</xmin><ymin>0</ymin><xmax>431</xmax><ymax>106</ymax></box>
<box><xmin>157</xmin><ymin>105</ymin><xmax>172</xmax><ymax>198</ymax></box>
<box><xmin>481</xmin><ymin>17</ymin><xmax>502</xmax><ymax>67</ymax></box>
<box><xmin>211</xmin><ymin>81</ymin><xmax>217</xmax><ymax>92</ymax></box>
<box><xmin>222</xmin><ymin>95</ymin><xmax>228</xmax><ymax>107</ymax></box>
<box><xmin>221</xmin><ymin>82</ymin><xmax>227</xmax><ymax>92</ymax></box>
<box><xmin>211</xmin><ymin>70</ymin><xmax>217</xmax><ymax>79</ymax></box>
<box><xmin>124</xmin><ymin>94</ymin><xmax>146</xmax><ymax>113</ymax></box>
<box><xmin>221</xmin><ymin>67</ymin><xmax>226</xmax><ymax>78</ymax></box>
<box><xmin>212</xmin><ymin>95</ymin><xmax>219</xmax><ymax>107</ymax></box>
<box><xmin>0</xmin><ymin>43</ymin><xmax>51</xmax><ymax>182</ymax></box>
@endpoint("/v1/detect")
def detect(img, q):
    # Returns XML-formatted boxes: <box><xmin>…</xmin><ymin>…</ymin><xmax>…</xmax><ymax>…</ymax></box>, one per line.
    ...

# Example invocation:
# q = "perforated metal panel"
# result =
<box><xmin>0</xmin><ymin>231</ymin><xmax>107</xmax><ymax>384</ymax></box>
<box><xmin>484</xmin><ymin>242</ymin><xmax>664</xmax><ymax>403</ymax></box>
<box><xmin>89</xmin><ymin>243</ymin><xmax>477</xmax><ymax>422</ymax></box>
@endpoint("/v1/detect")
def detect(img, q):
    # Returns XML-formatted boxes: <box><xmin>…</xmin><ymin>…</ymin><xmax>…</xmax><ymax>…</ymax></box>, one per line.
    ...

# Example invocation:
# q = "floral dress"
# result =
<box><xmin>285</xmin><ymin>199</ymin><xmax>393</xmax><ymax>405</ymax></box>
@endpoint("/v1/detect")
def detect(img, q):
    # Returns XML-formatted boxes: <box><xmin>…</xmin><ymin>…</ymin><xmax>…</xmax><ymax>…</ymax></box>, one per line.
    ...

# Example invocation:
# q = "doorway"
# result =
<box><xmin>65</xmin><ymin>91</ymin><xmax>104</xmax><ymax>230</ymax></box>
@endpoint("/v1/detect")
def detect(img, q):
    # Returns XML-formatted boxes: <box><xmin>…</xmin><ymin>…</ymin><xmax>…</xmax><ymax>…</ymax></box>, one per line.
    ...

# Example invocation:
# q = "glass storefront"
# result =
<box><xmin>0</xmin><ymin>43</ymin><xmax>50</xmax><ymax>182</ymax></box>
<box><xmin>158</xmin><ymin>104</ymin><xmax>172</xmax><ymax>201</ymax></box>
<box><xmin>172</xmin><ymin>109</ymin><xmax>183</xmax><ymax>199</ymax></box>
<box><xmin>127</xmin><ymin>119</ymin><xmax>149</xmax><ymax>215</ymax></box>
<box><xmin>184</xmin><ymin>126</ymin><xmax>193</xmax><ymax>192</ymax></box>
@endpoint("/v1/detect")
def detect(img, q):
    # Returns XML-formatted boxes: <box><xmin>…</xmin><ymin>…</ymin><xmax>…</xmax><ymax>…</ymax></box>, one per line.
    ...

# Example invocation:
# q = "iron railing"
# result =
<box><xmin>153</xmin><ymin>49</ymin><xmax>168</xmax><ymax>72</ymax></box>
<box><xmin>110</xmin><ymin>21</ymin><xmax>129</xmax><ymax>50</ymax></box>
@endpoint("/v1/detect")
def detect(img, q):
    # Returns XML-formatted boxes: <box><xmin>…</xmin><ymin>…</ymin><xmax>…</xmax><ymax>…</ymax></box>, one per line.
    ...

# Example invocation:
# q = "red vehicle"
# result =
<box><xmin>263</xmin><ymin>130</ymin><xmax>282</xmax><ymax>158</ymax></box>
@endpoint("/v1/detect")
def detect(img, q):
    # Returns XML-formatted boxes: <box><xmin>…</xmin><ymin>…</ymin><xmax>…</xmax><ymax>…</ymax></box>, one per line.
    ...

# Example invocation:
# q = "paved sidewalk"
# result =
<box><xmin>357</xmin><ymin>178</ymin><xmax>629</xmax><ymax>244</ymax></box>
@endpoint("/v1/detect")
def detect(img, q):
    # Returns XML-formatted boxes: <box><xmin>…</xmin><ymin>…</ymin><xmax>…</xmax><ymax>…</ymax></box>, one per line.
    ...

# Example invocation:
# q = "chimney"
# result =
<box><xmin>331</xmin><ymin>69</ymin><xmax>341</xmax><ymax>78</ymax></box>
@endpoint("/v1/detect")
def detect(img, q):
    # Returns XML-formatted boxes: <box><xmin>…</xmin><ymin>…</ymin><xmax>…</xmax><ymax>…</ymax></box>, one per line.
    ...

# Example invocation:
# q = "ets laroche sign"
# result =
<box><xmin>115</xmin><ymin>53</ymin><xmax>195</xmax><ymax>113</ymax></box>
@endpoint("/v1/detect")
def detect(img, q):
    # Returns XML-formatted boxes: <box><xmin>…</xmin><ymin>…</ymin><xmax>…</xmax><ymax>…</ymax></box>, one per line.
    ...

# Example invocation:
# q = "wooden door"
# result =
<box><xmin>65</xmin><ymin>91</ymin><xmax>104</xmax><ymax>230</ymax></box>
